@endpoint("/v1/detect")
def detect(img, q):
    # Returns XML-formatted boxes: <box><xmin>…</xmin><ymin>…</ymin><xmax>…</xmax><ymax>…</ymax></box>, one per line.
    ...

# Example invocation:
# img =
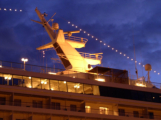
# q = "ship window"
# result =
<box><xmin>76</xmin><ymin>83</ymin><xmax>83</xmax><ymax>94</ymax></box>
<box><xmin>144</xmin><ymin>92</ymin><xmax>152</xmax><ymax>102</ymax></box>
<box><xmin>32</xmin><ymin>100</ymin><xmax>43</xmax><ymax>108</ymax></box>
<box><xmin>67</xmin><ymin>82</ymin><xmax>76</xmax><ymax>93</ymax></box>
<box><xmin>0</xmin><ymin>73</ymin><xmax>3</xmax><ymax>85</ymax></box>
<box><xmin>118</xmin><ymin>109</ymin><xmax>125</xmax><ymax>116</ymax></box>
<box><xmin>14</xmin><ymin>99</ymin><xmax>21</xmax><ymax>106</ymax></box>
<box><xmin>0</xmin><ymin>97</ymin><xmax>6</xmax><ymax>105</ymax></box>
<box><xmin>133</xmin><ymin>111</ymin><xmax>139</xmax><ymax>117</ymax></box>
<box><xmin>152</xmin><ymin>93</ymin><xmax>159</xmax><ymax>103</ymax></box>
<box><xmin>41</xmin><ymin>79</ymin><xmax>49</xmax><ymax>90</ymax></box>
<box><xmin>85</xmin><ymin>106</ymin><xmax>91</xmax><ymax>113</ymax></box>
<box><xmin>3</xmin><ymin>74</ymin><xmax>12</xmax><ymax>85</ymax></box>
<box><xmin>84</xmin><ymin>84</ymin><xmax>93</xmax><ymax>95</ymax></box>
<box><xmin>51</xmin><ymin>102</ymin><xmax>60</xmax><ymax>110</ymax></box>
<box><xmin>50</xmin><ymin>80</ymin><xmax>59</xmax><ymax>91</ymax></box>
<box><xmin>32</xmin><ymin>77</ymin><xmax>41</xmax><ymax>89</ymax></box>
<box><xmin>13</xmin><ymin>75</ymin><xmax>22</xmax><ymax>86</ymax></box>
<box><xmin>138</xmin><ymin>91</ymin><xmax>145</xmax><ymax>101</ymax></box>
<box><xmin>99</xmin><ymin>107</ymin><xmax>109</xmax><ymax>115</ymax></box>
<box><xmin>93</xmin><ymin>85</ymin><xmax>100</xmax><ymax>95</ymax></box>
<box><xmin>59</xmin><ymin>81</ymin><xmax>67</xmax><ymax>92</ymax></box>
<box><xmin>149</xmin><ymin>112</ymin><xmax>154</xmax><ymax>119</ymax></box>
<box><xmin>70</xmin><ymin>104</ymin><xmax>77</xmax><ymax>111</ymax></box>
<box><xmin>22</xmin><ymin>76</ymin><xmax>31</xmax><ymax>88</ymax></box>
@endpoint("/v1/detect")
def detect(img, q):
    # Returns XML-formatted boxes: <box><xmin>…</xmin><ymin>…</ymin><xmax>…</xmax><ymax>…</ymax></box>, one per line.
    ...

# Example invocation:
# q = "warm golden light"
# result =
<box><xmin>64</xmin><ymin>81</ymin><xmax>66</xmax><ymax>84</ymax></box>
<box><xmin>0</xmin><ymin>65</ymin><xmax>2</xmax><ymax>68</ymax></box>
<box><xmin>48</xmin><ymin>72</ymin><xmax>56</xmax><ymax>75</ymax></box>
<box><xmin>95</xmin><ymin>78</ymin><xmax>105</xmax><ymax>82</ymax></box>
<box><xmin>135</xmin><ymin>83</ymin><xmax>146</xmax><ymax>87</ymax></box>
<box><xmin>29</xmin><ymin>77</ymin><xmax>31</xmax><ymax>79</ymax></box>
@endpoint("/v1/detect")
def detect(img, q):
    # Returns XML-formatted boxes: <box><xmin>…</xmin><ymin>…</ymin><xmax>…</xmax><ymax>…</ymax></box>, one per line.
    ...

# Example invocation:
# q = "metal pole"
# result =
<box><xmin>24</xmin><ymin>61</ymin><xmax>25</xmax><ymax>70</ymax></box>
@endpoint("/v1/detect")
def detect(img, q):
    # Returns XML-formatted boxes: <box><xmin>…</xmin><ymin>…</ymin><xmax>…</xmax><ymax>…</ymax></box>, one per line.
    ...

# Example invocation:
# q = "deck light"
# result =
<box><xmin>95</xmin><ymin>78</ymin><xmax>105</xmax><ymax>82</ymax></box>
<box><xmin>21</xmin><ymin>58</ymin><xmax>28</xmax><ymax>70</ymax></box>
<box><xmin>0</xmin><ymin>65</ymin><xmax>2</xmax><ymax>68</ymax></box>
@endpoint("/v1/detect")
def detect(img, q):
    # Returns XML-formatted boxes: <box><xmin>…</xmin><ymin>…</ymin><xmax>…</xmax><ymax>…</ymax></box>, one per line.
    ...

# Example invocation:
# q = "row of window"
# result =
<box><xmin>99</xmin><ymin>86</ymin><xmax>161</xmax><ymax>103</ymax></box>
<box><xmin>118</xmin><ymin>109</ymin><xmax>154</xmax><ymax>119</ymax></box>
<box><xmin>0</xmin><ymin>97</ymin><xmax>77</xmax><ymax>111</ymax></box>
<box><xmin>0</xmin><ymin>73</ymin><xmax>99</xmax><ymax>95</ymax></box>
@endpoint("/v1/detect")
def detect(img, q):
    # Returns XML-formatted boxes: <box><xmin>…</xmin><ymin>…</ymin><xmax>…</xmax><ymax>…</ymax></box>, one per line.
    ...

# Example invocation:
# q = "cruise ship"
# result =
<box><xmin>0</xmin><ymin>8</ymin><xmax>161</xmax><ymax>120</ymax></box>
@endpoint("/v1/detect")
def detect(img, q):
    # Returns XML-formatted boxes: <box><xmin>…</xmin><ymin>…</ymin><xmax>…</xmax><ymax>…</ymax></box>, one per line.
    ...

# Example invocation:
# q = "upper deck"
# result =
<box><xmin>0</xmin><ymin>60</ymin><xmax>161</xmax><ymax>105</ymax></box>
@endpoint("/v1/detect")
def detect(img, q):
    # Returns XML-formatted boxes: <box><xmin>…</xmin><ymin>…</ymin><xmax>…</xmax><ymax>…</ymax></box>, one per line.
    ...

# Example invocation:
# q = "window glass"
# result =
<box><xmin>67</xmin><ymin>82</ymin><xmax>76</xmax><ymax>93</ymax></box>
<box><xmin>70</xmin><ymin>104</ymin><xmax>77</xmax><ymax>111</ymax></box>
<box><xmin>133</xmin><ymin>111</ymin><xmax>139</xmax><ymax>117</ymax></box>
<box><xmin>0</xmin><ymin>97</ymin><xmax>6</xmax><ymax>105</ymax></box>
<box><xmin>32</xmin><ymin>77</ymin><xmax>41</xmax><ymax>89</ymax></box>
<box><xmin>85</xmin><ymin>106</ymin><xmax>91</xmax><ymax>113</ymax></box>
<box><xmin>93</xmin><ymin>85</ymin><xmax>100</xmax><ymax>95</ymax></box>
<box><xmin>99</xmin><ymin>107</ymin><xmax>109</xmax><ymax>115</ymax></box>
<box><xmin>0</xmin><ymin>73</ymin><xmax>3</xmax><ymax>85</ymax></box>
<box><xmin>59</xmin><ymin>81</ymin><xmax>67</xmax><ymax>92</ymax></box>
<box><xmin>3</xmin><ymin>74</ymin><xmax>12</xmax><ymax>85</ymax></box>
<box><xmin>22</xmin><ymin>76</ymin><xmax>31</xmax><ymax>88</ymax></box>
<box><xmin>50</xmin><ymin>80</ymin><xmax>59</xmax><ymax>91</ymax></box>
<box><xmin>149</xmin><ymin>112</ymin><xmax>154</xmax><ymax>119</ymax></box>
<box><xmin>14</xmin><ymin>99</ymin><xmax>21</xmax><ymax>106</ymax></box>
<box><xmin>84</xmin><ymin>84</ymin><xmax>93</xmax><ymax>95</ymax></box>
<box><xmin>13</xmin><ymin>75</ymin><xmax>22</xmax><ymax>86</ymax></box>
<box><xmin>118</xmin><ymin>109</ymin><xmax>125</xmax><ymax>116</ymax></box>
<box><xmin>41</xmin><ymin>79</ymin><xmax>49</xmax><ymax>90</ymax></box>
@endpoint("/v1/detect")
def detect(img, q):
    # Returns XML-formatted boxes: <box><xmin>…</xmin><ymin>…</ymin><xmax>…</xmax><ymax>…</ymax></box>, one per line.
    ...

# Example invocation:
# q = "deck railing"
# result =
<box><xmin>0</xmin><ymin>100</ymin><xmax>160</xmax><ymax>119</ymax></box>
<box><xmin>79</xmin><ymin>52</ymin><xmax>103</xmax><ymax>60</ymax></box>
<box><xmin>64</xmin><ymin>35</ymin><xmax>88</xmax><ymax>43</ymax></box>
<box><xmin>0</xmin><ymin>60</ymin><xmax>161</xmax><ymax>89</ymax></box>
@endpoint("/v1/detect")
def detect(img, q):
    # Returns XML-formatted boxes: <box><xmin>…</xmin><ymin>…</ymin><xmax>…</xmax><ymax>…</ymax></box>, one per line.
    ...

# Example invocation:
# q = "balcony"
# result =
<box><xmin>0</xmin><ymin>99</ymin><xmax>160</xmax><ymax>120</ymax></box>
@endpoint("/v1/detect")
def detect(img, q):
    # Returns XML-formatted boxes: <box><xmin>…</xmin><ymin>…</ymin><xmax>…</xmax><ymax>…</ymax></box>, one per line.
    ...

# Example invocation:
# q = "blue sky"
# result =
<box><xmin>1</xmin><ymin>0</ymin><xmax>161</xmax><ymax>83</ymax></box>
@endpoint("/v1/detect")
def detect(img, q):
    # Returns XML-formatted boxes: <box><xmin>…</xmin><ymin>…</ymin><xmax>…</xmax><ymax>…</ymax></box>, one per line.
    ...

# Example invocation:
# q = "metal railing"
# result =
<box><xmin>0</xmin><ymin>100</ymin><xmax>160</xmax><ymax>119</ymax></box>
<box><xmin>79</xmin><ymin>52</ymin><xmax>103</xmax><ymax>60</ymax></box>
<box><xmin>0</xmin><ymin>60</ymin><xmax>161</xmax><ymax>89</ymax></box>
<box><xmin>64</xmin><ymin>35</ymin><xmax>88</xmax><ymax>43</ymax></box>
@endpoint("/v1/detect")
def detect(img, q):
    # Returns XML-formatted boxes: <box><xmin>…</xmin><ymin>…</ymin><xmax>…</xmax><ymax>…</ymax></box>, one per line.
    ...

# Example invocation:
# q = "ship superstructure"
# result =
<box><xmin>0</xmin><ymin>8</ymin><xmax>161</xmax><ymax>120</ymax></box>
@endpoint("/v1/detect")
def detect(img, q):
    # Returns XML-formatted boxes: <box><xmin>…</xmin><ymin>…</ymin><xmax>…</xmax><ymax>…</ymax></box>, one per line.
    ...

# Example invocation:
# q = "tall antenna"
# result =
<box><xmin>132</xmin><ymin>26</ymin><xmax>138</xmax><ymax>79</ymax></box>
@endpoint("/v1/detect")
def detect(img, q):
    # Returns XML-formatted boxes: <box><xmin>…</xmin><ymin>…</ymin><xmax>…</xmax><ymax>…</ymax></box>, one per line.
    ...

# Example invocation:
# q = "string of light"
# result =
<box><xmin>0</xmin><ymin>8</ymin><xmax>22</xmax><ymax>12</ymax></box>
<box><xmin>0</xmin><ymin>8</ymin><xmax>159</xmax><ymax>75</ymax></box>
<box><xmin>67</xmin><ymin>21</ymin><xmax>160</xmax><ymax>75</ymax></box>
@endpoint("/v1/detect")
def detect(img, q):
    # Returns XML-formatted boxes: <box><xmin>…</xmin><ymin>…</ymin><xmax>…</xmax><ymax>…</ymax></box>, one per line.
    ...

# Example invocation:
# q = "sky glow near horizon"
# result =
<box><xmin>0</xmin><ymin>0</ymin><xmax>161</xmax><ymax>83</ymax></box>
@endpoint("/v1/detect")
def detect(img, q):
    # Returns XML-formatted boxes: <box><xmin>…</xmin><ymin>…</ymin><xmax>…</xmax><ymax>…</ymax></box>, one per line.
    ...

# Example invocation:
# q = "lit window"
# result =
<box><xmin>99</xmin><ymin>107</ymin><xmax>109</xmax><ymax>115</ymax></box>
<box><xmin>85</xmin><ymin>106</ymin><xmax>91</xmax><ymax>113</ymax></box>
